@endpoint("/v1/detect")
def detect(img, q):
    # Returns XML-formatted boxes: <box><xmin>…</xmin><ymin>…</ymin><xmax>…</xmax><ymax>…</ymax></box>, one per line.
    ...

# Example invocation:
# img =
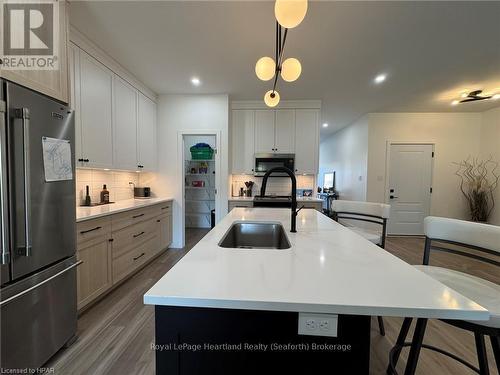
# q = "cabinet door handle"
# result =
<box><xmin>80</xmin><ymin>226</ymin><xmax>102</xmax><ymax>235</ymax></box>
<box><xmin>157</xmin><ymin>219</ymin><xmax>161</xmax><ymax>223</ymax></box>
<box><xmin>83</xmin><ymin>159</ymin><xmax>89</xmax><ymax>162</ymax></box>
<box><xmin>133</xmin><ymin>252</ymin><xmax>145</xmax><ymax>261</ymax></box>
<box><xmin>132</xmin><ymin>213</ymin><xmax>144</xmax><ymax>219</ymax></box>
<box><xmin>78</xmin><ymin>158</ymin><xmax>84</xmax><ymax>162</ymax></box>
<box><xmin>133</xmin><ymin>231</ymin><xmax>145</xmax><ymax>238</ymax></box>
<box><xmin>161</xmin><ymin>206</ymin><xmax>170</xmax><ymax>210</ymax></box>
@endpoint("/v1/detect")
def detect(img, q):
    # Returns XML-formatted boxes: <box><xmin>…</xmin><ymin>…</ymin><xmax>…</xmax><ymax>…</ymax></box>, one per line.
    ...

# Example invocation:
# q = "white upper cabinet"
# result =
<box><xmin>69</xmin><ymin>43</ymin><xmax>82</xmax><ymax>164</ymax></box>
<box><xmin>254</xmin><ymin>110</ymin><xmax>276</xmax><ymax>153</ymax></box>
<box><xmin>294</xmin><ymin>109</ymin><xmax>319</xmax><ymax>174</ymax></box>
<box><xmin>275</xmin><ymin>110</ymin><xmax>295</xmax><ymax>153</ymax></box>
<box><xmin>79</xmin><ymin>52</ymin><xmax>114</xmax><ymax>169</ymax></box>
<box><xmin>254</xmin><ymin>109</ymin><xmax>295</xmax><ymax>154</ymax></box>
<box><xmin>231</xmin><ymin>110</ymin><xmax>255</xmax><ymax>174</ymax></box>
<box><xmin>70</xmin><ymin>42</ymin><xmax>158</xmax><ymax>172</ymax></box>
<box><xmin>113</xmin><ymin>76</ymin><xmax>138</xmax><ymax>170</ymax></box>
<box><xmin>0</xmin><ymin>1</ymin><xmax>70</xmax><ymax>103</ymax></box>
<box><xmin>138</xmin><ymin>93</ymin><xmax>158</xmax><ymax>172</ymax></box>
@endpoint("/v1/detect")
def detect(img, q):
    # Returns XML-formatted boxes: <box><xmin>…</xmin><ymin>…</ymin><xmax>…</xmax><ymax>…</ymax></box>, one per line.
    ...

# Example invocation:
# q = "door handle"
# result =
<box><xmin>0</xmin><ymin>260</ymin><xmax>83</xmax><ymax>307</ymax></box>
<box><xmin>133</xmin><ymin>252</ymin><xmax>145</xmax><ymax>261</ymax></box>
<box><xmin>133</xmin><ymin>231</ymin><xmax>145</xmax><ymax>238</ymax></box>
<box><xmin>0</xmin><ymin>100</ymin><xmax>9</xmax><ymax>264</ymax></box>
<box><xmin>80</xmin><ymin>226</ymin><xmax>102</xmax><ymax>235</ymax></box>
<box><xmin>14</xmin><ymin>108</ymin><xmax>32</xmax><ymax>257</ymax></box>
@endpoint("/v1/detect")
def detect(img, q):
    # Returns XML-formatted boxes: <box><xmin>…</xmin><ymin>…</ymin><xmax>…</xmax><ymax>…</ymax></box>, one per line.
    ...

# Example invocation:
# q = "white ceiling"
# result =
<box><xmin>69</xmin><ymin>1</ymin><xmax>500</xmax><ymax>136</ymax></box>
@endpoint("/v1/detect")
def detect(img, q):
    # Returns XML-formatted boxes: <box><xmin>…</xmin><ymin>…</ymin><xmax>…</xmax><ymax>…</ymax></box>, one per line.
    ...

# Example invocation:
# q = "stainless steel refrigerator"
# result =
<box><xmin>0</xmin><ymin>79</ymin><xmax>78</xmax><ymax>370</ymax></box>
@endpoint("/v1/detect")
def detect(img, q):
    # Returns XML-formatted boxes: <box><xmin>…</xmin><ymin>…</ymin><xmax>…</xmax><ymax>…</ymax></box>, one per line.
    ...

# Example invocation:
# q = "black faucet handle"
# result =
<box><xmin>295</xmin><ymin>205</ymin><xmax>305</xmax><ymax>215</ymax></box>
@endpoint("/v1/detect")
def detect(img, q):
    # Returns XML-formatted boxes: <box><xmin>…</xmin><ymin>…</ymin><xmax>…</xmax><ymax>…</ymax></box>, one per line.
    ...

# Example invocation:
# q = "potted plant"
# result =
<box><xmin>454</xmin><ymin>156</ymin><xmax>499</xmax><ymax>222</ymax></box>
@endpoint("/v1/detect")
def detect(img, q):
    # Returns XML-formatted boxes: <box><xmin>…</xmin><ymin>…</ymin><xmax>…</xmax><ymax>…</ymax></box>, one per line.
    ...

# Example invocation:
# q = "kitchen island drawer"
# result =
<box><xmin>112</xmin><ymin>217</ymin><xmax>157</xmax><ymax>259</ymax></box>
<box><xmin>112</xmin><ymin>235</ymin><xmax>158</xmax><ymax>284</ymax></box>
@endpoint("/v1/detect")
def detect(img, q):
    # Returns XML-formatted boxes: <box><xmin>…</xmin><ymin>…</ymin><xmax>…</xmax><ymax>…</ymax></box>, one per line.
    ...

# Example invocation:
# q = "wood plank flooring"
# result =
<box><xmin>46</xmin><ymin>231</ymin><xmax>499</xmax><ymax>375</ymax></box>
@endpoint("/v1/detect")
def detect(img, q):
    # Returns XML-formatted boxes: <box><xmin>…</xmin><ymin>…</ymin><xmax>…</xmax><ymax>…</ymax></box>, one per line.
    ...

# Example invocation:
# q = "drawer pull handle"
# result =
<box><xmin>80</xmin><ymin>226</ymin><xmax>102</xmax><ymax>235</ymax></box>
<box><xmin>157</xmin><ymin>219</ymin><xmax>161</xmax><ymax>223</ymax></box>
<box><xmin>133</xmin><ymin>231</ymin><xmax>145</xmax><ymax>238</ymax></box>
<box><xmin>161</xmin><ymin>206</ymin><xmax>170</xmax><ymax>210</ymax></box>
<box><xmin>132</xmin><ymin>213</ymin><xmax>144</xmax><ymax>219</ymax></box>
<box><xmin>133</xmin><ymin>252</ymin><xmax>145</xmax><ymax>261</ymax></box>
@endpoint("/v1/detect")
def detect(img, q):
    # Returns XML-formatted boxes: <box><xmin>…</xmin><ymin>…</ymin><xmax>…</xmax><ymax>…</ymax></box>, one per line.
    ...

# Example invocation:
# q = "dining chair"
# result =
<box><xmin>387</xmin><ymin>216</ymin><xmax>500</xmax><ymax>375</ymax></box>
<box><xmin>331</xmin><ymin>200</ymin><xmax>391</xmax><ymax>336</ymax></box>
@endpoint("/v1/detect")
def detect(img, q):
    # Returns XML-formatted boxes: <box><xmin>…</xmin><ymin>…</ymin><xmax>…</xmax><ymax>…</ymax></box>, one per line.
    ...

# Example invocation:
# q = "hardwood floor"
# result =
<box><xmin>46</xmin><ymin>232</ymin><xmax>499</xmax><ymax>375</ymax></box>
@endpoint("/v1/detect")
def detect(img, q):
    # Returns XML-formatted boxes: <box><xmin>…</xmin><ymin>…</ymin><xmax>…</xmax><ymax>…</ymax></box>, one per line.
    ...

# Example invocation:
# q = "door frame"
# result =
<box><xmin>384</xmin><ymin>141</ymin><xmax>435</xmax><ymax>233</ymax></box>
<box><xmin>177</xmin><ymin>130</ymin><xmax>221</xmax><ymax>247</ymax></box>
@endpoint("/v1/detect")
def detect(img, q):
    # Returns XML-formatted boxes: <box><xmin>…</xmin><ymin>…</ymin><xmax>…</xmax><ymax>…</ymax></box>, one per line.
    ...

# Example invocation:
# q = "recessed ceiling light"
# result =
<box><xmin>451</xmin><ymin>100</ymin><xmax>459</xmax><ymax>106</ymax></box>
<box><xmin>191</xmin><ymin>77</ymin><xmax>201</xmax><ymax>86</ymax></box>
<box><xmin>374</xmin><ymin>74</ymin><xmax>387</xmax><ymax>84</ymax></box>
<box><xmin>493</xmin><ymin>94</ymin><xmax>500</xmax><ymax>100</ymax></box>
<box><xmin>322</xmin><ymin>123</ymin><xmax>329</xmax><ymax>128</ymax></box>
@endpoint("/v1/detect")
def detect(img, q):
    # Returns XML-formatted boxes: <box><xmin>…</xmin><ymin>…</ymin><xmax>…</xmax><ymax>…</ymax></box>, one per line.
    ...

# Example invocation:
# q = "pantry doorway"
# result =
<box><xmin>179</xmin><ymin>131</ymin><xmax>221</xmax><ymax>247</ymax></box>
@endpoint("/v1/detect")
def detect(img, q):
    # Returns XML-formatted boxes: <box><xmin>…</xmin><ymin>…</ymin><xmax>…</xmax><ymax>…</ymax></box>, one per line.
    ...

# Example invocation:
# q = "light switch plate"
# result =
<box><xmin>298</xmin><ymin>313</ymin><xmax>338</xmax><ymax>337</ymax></box>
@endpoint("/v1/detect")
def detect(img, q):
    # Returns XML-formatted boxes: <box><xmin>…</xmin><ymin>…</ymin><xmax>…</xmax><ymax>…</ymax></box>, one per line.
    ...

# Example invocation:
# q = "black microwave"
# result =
<box><xmin>254</xmin><ymin>153</ymin><xmax>295</xmax><ymax>176</ymax></box>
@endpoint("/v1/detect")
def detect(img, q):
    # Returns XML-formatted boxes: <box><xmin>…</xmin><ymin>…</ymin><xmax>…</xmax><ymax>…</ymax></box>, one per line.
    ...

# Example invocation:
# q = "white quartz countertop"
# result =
<box><xmin>229</xmin><ymin>196</ymin><xmax>323</xmax><ymax>203</ymax></box>
<box><xmin>76</xmin><ymin>197</ymin><xmax>173</xmax><ymax>222</ymax></box>
<box><xmin>144</xmin><ymin>208</ymin><xmax>488</xmax><ymax>320</ymax></box>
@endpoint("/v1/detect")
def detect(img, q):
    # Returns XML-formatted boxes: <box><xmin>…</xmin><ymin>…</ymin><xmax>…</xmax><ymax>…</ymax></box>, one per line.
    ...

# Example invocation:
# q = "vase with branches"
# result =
<box><xmin>454</xmin><ymin>156</ymin><xmax>499</xmax><ymax>222</ymax></box>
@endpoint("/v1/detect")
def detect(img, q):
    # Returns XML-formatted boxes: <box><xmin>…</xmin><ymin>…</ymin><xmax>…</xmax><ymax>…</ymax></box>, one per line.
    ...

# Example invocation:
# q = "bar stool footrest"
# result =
<box><xmin>387</xmin><ymin>342</ymin><xmax>481</xmax><ymax>375</ymax></box>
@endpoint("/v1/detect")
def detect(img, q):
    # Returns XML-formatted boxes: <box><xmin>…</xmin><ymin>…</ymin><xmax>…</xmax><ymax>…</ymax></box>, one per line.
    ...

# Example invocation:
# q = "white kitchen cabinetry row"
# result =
<box><xmin>231</xmin><ymin>108</ymin><xmax>320</xmax><ymax>175</ymax></box>
<box><xmin>69</xmin><ymin>43</ymin><xmax>157</xmax><ymax>171</ymax></box>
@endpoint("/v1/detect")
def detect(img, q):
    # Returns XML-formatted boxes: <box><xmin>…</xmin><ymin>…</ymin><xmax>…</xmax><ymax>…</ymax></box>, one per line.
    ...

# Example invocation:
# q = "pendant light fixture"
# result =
<box><xmin>255</xmin><ymin>0</ymin><xmax>307</xmax><ymax>107</ymax></box>
<box><xmin>275</xmin><ymin>0</ymin><xmax>308</xmax><ymax>29</ymax></box>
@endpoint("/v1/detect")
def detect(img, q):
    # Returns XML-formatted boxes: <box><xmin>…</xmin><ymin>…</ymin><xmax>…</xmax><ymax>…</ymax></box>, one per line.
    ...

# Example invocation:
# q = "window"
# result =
<box><xmin>324</xmin><ymin>172</ymin><xmax>334</xmax><ymax>189</ymax></box>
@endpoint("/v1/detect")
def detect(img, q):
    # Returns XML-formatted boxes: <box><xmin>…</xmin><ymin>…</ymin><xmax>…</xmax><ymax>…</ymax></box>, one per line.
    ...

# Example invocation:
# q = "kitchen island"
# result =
<box><xmin>144</xmin><ymin>208</ymin><xmax>488</xmax><ymax>374</ymax></box>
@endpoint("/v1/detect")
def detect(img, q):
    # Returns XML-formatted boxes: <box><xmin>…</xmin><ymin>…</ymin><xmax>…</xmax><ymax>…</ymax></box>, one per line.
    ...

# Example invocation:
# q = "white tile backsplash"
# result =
<box><xmin>76</xmin><ymin>169</ymin><xmax>140</xmax><ymax>206</ymax></box>
<box><xmin>230</xmin><ymin>174</ymin><xmax>315</xmax><ymax>197</ymax></box>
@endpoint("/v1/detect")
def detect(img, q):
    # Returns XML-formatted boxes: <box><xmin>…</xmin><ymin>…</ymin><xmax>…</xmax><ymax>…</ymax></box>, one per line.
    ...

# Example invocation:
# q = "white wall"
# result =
<box><xmin>480</xmin><ymin>106</ymin><xmax>500</xmax><ymax>225</ymax></box>
<box><xmin>151</xmin><ymin>95</ymin><xmax>229</xmax><ymax>247</ymax></box>
<box><xmin>366</xmin><ymin>113</ymin><xmax>482</xmax><ymax>219</ymax></box>
<box><xmin>319</xmin><ymin>115</ymin><xmax>369</xmax><ymax>201</ymax></box>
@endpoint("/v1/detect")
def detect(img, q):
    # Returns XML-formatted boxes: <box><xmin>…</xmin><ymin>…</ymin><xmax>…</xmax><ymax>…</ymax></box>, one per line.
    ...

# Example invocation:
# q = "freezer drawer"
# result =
<box><xmin>0</xmin><ymin>256</ymin><xmax>79</xmax><ymax>370</ymax></box>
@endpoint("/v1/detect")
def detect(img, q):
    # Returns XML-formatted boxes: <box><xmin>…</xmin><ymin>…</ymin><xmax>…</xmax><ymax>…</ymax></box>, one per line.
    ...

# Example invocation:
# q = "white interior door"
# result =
<box><xmin>387</xmin><ymin>144</ymin><xmax>433</xmax><ymax>235</ymax></box>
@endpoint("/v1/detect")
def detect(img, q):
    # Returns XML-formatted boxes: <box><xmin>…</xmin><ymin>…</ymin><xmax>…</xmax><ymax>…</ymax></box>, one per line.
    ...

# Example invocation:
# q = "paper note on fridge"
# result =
<box><xmin>42</xmin><ymin>137</ymin><xmax>73</xmax><ymax>182</ymax></box>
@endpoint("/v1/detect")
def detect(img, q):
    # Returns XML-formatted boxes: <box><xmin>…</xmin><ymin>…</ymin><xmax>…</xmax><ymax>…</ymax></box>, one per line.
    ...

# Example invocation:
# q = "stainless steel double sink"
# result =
<box><xmin>218</xmin><ymin>221</ymin><xmax>291</xmax><ymax>249</ymax></box>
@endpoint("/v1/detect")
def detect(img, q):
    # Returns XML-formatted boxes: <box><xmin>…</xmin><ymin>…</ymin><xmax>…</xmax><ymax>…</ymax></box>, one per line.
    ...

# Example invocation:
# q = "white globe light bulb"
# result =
<box><xmin>255</xmin><ymin>57</ymin><xmax>276</xmax><ymax>81</ymax></box>
<box><xmin>275</xmin><ymin>0</ymin><xmax>308</xmax><ymax>29</ymax></box>
<box><xmin>280</xmin><ymin>58</ymin><xmax>302</xmax><ymax>82</ymax></box>
<box><xmin>264</xmin><ymin>90</ymin><xmax>280</xmax><ymax>107</ymax></box>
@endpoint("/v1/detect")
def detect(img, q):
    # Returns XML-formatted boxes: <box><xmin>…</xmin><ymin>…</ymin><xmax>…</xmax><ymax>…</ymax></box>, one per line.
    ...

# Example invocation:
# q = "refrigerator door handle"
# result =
<box><xmin>0</xmin><ymin>260</ymin><xmax>83</xmax><ymax>306</ymax></box>
<box><xmin>14</xmin><ymin>108</ymin><xmax>32</xmax><ymax>257</ymax></box>
<box><xmin>0</xmin><ymin>100</ymin><xmax>9</xmax><ymax>264</ymax></box>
